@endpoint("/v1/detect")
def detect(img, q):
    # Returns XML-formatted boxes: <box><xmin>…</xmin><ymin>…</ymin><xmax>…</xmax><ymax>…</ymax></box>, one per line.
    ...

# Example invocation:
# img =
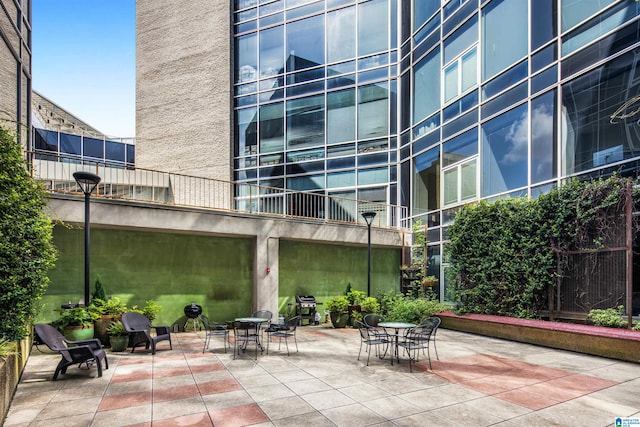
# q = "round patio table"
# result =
<box><xmin>234</xmin><ymin>317</ymin><xmax>270</xmax><ymax>350</ymax></box>
<box><xmin>378</xmin><ymin>321</ymin><xmax>416</xmax><ymax>365</ymax></box>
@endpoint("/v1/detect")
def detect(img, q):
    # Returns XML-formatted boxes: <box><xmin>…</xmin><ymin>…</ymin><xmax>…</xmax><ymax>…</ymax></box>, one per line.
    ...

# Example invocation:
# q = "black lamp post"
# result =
<box><xmin>361</xmin><ymin>211</ymin><xmax>376</xmax><ymax>297</ymax></box>
<box><xmin>73</xmin><ymin>171</ymin><xmax>101</xmax><ymax>307</ymax></box>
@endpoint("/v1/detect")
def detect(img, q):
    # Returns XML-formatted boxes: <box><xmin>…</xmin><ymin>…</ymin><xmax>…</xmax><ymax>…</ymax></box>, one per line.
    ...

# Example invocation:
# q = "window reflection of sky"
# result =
<box><xmin>482</xmin><ymin>104</ymin><xmax>528</xmax><ymax>197</ymax></box>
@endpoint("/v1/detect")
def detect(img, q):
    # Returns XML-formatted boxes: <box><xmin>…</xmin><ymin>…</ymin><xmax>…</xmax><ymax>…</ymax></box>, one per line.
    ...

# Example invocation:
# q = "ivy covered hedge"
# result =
<box><xmin>447</xmin><ymin>175</ymin><xmax>634</xmax><ymax>319</ymax></box>
<box><xmin>0</xmin><ymin>127</ymin><xmax>56</xmax><ymax>341</ymax></box>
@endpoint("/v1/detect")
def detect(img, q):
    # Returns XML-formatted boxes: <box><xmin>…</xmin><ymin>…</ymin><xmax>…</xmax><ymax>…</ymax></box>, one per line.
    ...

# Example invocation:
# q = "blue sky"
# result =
<box><xmin>32</xmin><ymin>1</ymin><xmax>135</xmax><ymax>137</ymax></box>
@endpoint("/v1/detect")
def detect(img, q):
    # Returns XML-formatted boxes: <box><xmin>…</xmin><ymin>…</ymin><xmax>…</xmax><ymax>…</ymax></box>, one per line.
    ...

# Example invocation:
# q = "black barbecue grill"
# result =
<box><xmin>295</xmin><ymin>295</ymin><xmax>321</xmax><ymax>326</ymax></box>
<box><xmin>184</xmin><ymin>303</ymin><xmax>203</xmax><ymax>331</ymax></box>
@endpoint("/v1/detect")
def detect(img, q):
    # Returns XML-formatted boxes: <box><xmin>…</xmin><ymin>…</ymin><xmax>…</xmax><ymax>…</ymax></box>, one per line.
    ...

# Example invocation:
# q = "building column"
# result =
<box><xmin>254</xmin><ymin>235</ymin><xmax>279</xmax><ymax>319</ymax></box>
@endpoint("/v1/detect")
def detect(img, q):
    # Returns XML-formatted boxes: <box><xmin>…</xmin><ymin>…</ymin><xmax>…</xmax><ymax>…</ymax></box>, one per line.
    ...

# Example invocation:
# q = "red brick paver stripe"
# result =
<box><xmin>189</xmin><ymin>362</ymin><xmax>226</xmax><ymax>373</ymax></box>
<box><xmin>152</xmin><ymin>366</ymin><xmax>192</xmax><ymax>378</ymax></box>
<box><xmin>98</xmin><ymin>390</ymin><xmax>152</xmax><ymax>411</ymax></box>
<box><xmin>153</xmin><ymin>384</ymin><xmax>200</xmax><ymax>403</ymax></box>
<box><xmin>152</xmin><ymin>412</ymin><xmax>213</xmax><ymax>427</ymax></box>
<box><xmin>431</xmin><ymin>353</ymin><xmax>618</xmax><ymax>410</ymax></box>
<box><xmin>110</xmin><ymin>370</ymin><xmax>153</xmax><ymax>383</ymax></box>
<box><xmin>197</xmin><ymin>378</ymin><xmax>243</xmax><ymax>395</ymax></box>
<box><xmin>208</xmin><ymin>403</ymin><xmax>269</xmax><ymax>427</ymax></box>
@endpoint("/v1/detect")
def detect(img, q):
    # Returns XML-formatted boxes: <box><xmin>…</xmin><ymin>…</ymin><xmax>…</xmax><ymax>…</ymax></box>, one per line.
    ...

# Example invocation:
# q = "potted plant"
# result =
<box><xmin>90</xmin><ymin>297</ymin><xmax>129</xmax><ymax>346</ymax></box>
<box><xmin>325</xmin><ymin>296</ymin><xmax>350</xmax><ymax>328</ymax></box>
<box><xmin>422</xmin><ymin>275</ymin><xmax>438</xmax><ymax>287</ymax></box>
<box><xmin>107</xmin><ymin>320</ymin><xmax>129</xmax><ymax>352</ymax></box>
<box><xmin>52</xmin><ymin>307</ymin><xmax>98</xmax><ymax>341</ymax></box>
<box><xmin>360</xmin><ymin>297</ymin><xmax>380</xmax><ymax>315</ymax></box>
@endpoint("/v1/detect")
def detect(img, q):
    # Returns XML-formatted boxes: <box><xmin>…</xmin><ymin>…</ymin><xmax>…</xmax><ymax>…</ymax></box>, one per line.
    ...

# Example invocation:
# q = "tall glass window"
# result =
<box><xmin>260</xmin><ymin>26</ymin><xmax>284</xmax><ymax>77</ymax></box>
<box><xmin>444</xmin><ymin>47</ymin><xmax>476</xmax><ymax>103</ymax></box>
<box><xmin>481</xmin><ymin>104</ymin><xmax>528</xmax><ymax>196</ymax></box>
<box><xmin>286</xmin><ymin>14</ymin><xmax>325</xmax><ymax>71</ymax></box>
<box><xmin>328</xmin><ymin>89</ymin><xmax>356</xmax><ymax>144</ymax></box>
<box><xmin>327</xmin><ymin>6</ymin><xmax>356</xmax><ymax>63</ymax></box>
<box><xmin>414</xmin><ymin>0</ymin><xmax>439</xmax><ymax>32</ymax></box>
<box><xmin>413</xmin><ymin>147</ymin><xmax>440</xmax><ymax>213</ymax></box>
<box><xmin>358</xmin><ymin>0</ymin><xmax>388</xmax><ymax>56</ymax></box>
<box><xmin>532</xmin><ymin>0</ymin><xmax>556</xmax><ymax>51</ymax></box>
<box><xmin>358</xmin><ymin>82</ymin><xmax>389</xmax><ymax>139</ymax></box>
<box><xmin>561</xmin><ymin>0</ymin><xmax>615</xmax><ymax>32</ymax></box>
<box><xmin>235</xmin><ymin>33</ymin><xmax>257</xmax><ymax>83</ymax></box>
<box><xmin>482</xmin><ymin>0</ymin><xmax>528</xmax><ymax>81</ymax></box>
<box><xmin>286</xmin><ymin>94</ymin><xmax>325</xmax><ymax>149</ymax></box>
<box><xmin>531</xmin><ymin>91</ymin><xmax>556</xmax><ymax>183</ymax></box>
<box><xmin>236</xmin><ymin>107</ymin><xmax>258</xmax><ymax>156</ymax></box>
<box><xmin>413</xmin><ymin>47</ymin><xmax>440</xmax><ymax>125</ymax></box>
<box><xmin>561</xmin><ymin>49</ymin><xmax>640</xmax><ymax>175</ymax></box>
<box><xmin>259</xmin><ymin>102</ymin><xmax>284</xmax><ymax>153</ymax></box>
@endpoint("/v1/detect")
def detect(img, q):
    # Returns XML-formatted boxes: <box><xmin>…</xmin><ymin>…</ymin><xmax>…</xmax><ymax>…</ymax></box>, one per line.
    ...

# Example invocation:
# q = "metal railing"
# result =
<box><xmin>26</xmin><ymin>151</ymin><xmax>408</xmax><ymax>228</ymax></box>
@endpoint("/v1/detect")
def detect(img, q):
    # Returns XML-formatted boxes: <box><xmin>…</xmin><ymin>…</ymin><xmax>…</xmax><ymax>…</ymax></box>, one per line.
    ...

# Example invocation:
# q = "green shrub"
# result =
<box><xmin>587</xmin><ymin>306</ymin><xmax>628</xmax><ymax>328</ymax></box>
<box><xmin>131</xmin><ymin>300</ymin><xmax>162</xmax><ymax>321</ymax></box>
<box><xmin>325</xmin><ymin>296</ymin><xmax>349</xmax><ymax>313</ymax></box>
<box><xmin>360</xmin><ymin>297</ymin><xmax>380</xmax><ymax>313</ymax></box>
<box><xmin>0</xmin><ymin>126</ymin><xmax>57</xmax><ymax>341</ymax></box>
<box><xmin>384</xmin><ymin>295</ymin><xmax>446</xmax><ymax>323</ymax></box>
<box><xmin>92</xmin><ymin>276</ymin><xmax>107</xmax><ymax>301</ymax></box>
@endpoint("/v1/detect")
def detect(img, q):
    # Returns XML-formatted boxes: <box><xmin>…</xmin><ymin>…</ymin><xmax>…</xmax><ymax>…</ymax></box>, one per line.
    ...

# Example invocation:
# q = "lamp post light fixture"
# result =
<box><xmin>73</xmin><ymin>171</ymin><xmax>101</xmax><ymax>307</ymax></box>
<box><xmin>361</xmin><ymin>211</ymin><xmax>376</xmax><ymax>297</ymax></box>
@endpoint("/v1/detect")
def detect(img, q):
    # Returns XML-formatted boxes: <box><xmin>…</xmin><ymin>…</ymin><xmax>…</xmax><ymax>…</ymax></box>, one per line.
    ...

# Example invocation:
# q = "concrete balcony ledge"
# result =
<box><xmin>439</xmin><ymin>311</ymin><xmax>640</xmax><ymax>363</ymax></box>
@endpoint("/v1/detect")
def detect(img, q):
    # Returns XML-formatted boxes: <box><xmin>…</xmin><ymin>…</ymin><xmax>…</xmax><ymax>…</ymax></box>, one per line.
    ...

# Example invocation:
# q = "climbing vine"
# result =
<box><xmin>447</xmin><ymin>175</ymin><xmax>636</xmax><ymax>319</ymax></box>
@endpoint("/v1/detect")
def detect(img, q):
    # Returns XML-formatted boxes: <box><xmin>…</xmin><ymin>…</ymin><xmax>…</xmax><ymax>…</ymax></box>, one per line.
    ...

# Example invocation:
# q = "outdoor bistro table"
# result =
<box><xmin>234</xmin><ymin>317</ymin><xmax>269</xmax><ymax>350</ymax></box>
<box><xmin>378</xmin><ymin>321</ymin><xmax>416</xmax><ymax>364</ymax></box>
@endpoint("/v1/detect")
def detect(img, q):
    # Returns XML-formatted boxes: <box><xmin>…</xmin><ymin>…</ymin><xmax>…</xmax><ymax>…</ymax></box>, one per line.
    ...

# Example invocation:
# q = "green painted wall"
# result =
<box><xmin>40</xmin><ymin>225</ymin><xmax>254</xmax><ymax>325</ymax></box>
<box><xmin>278</xmin><ymin>240</ymin><xmax>401</xmax><ymax>316</ymax></box>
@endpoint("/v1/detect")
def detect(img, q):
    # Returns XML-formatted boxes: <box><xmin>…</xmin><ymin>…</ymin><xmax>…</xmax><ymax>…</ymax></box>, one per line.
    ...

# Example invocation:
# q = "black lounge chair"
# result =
<box><xmin>121</xmin><ymin>312</ymin><xmax>172</xmax><ymax>355</ymax></box>
<box><xmin>34</xmin><ymin>323</ymin><xmax>108</xmax><ymax>381</ymax></box>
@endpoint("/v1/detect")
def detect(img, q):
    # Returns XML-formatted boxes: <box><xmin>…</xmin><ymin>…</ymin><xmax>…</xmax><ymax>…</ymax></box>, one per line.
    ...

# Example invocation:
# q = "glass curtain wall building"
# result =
<box><xmin>233</xmin><ymin>0</ymin><xmax>640</xmax><ymax>298</ymax></box>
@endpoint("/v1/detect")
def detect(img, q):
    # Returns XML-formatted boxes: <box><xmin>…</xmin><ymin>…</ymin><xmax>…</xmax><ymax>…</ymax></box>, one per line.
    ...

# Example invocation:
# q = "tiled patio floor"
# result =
<box><xmin>5</xmin><ymin>324</ymin><xmax>640</xmax><ymax>426</ymax></box>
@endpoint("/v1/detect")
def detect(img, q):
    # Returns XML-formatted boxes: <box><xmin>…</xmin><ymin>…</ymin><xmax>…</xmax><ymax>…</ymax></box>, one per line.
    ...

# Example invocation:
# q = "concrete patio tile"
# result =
<box><xmin>272</xmin><ymin>369</ymin><xmax>315</xmax><ymax>383</ymax></box>
<box><xmin>320</xmin><ymin>373</ymin><xmax>369</xmax><ymax>389</ymax></box>
<box><xmin>151</xmin><ymin>396</ymin><xmax>208</xmax><ymax>422</ymax></box>
<box><xmin>321</xmin><ymin>402</ymin><xmax>387</xmax><ymax>427</ymax></box>
<box><xmin>505</xmin><ymin>401</ymin><xmax>619</xmax><ymax>427</ymax></box>
<box><xmin>246</xmin><ymin>383</ymin><xmax>296</xmax><ymax>402</ymax></box>
<box><xmin>152</xmin><ymin>373</ymin><xmax>195</xmax><ymax>388</ymax></box>
<box><xmin>258</xmin><ymin>395</ymin><xmax>316</xmax><ymax>420</ymax></box>
<box><xmin>585</xmin><ymin>361</ymin><xmax>640</xmax><ymax>382</ymax></box>
<box><xmin>236</xmin><ymin>373</ymin><xmax>281</xmax><ymax>388</ymax></box>
<box><xmin>272</xmin><ymin>411</ymin><xmax>336</xmax><ymax>427</ymax></box>
<box><xmin>494</xmin><ymin>388</ymin><xmax>561</xmax><ymax>411</ymax></box>
<box><xmin>104</xmin><ymin>378</ymin><xmax>152</xmax><ymax>396</ymax></box>
<box><xmin>98</xmin><ymin>390</ymin><xmax>152</xmax><ymax>411</ymax></box>
<box><xmin>301</xmin><ymin>389</ymin><xmax>356</xmax><ymax>411</ymax></box>
<box><xmin>208</xmin><ymin>403</ymin><xmax>269</xmax><ymax>427</ymax></box>
<box><xmin>26</xmin><ymin>413</ymin><xmax>96</xmax><ymax>427</ymax></box>
<box><xmin>3</xmin><ymin>406</ymin><xmax>46</xmax><ymax>426</ymax></box>
<box><xmin>393</xmin><ymin>411</ymin><xmax>457</xmax><ymax>427</ymax></box>
<box><xmin>152</xmin><ymin>412</ymin><xmax>213</xmax><ymax>427</ymax></box>
<box><xmin>338</xmin><ymin>383</ymin><xmax>391</xmax><ymax>402</ymax></box>
<box><xmin>286</xmin><ymin>378</ymin><xmax>334</xmax><ymax>395</ymax></box>
<box><xmin>192</xmin><ymin>368</ymin><xmax>234</xmax><ymax>383</ymax></box>
<box><xmin>429</xmin><ymin>399</ymin><xmax>507</xmax><ymax>426</ymax></box>
<box><xmin>201</xmin><ymin>389</ymin><xmax>256</xmax><ymax>411</ymax></box>
<box><xmin>33</xmin><ymin>396</ymin><xmax>101</xmax><ymax>420</ymax></box>
<box><xmin>398</xmin><ymin>383</ymin><xmax>486</xmax><ymax>410</ymax></box>
<box><xmin>153</xmin><ymin>383</ymin><xmax>200</xmax><ymax>402</ymax></box>
<box><xmin>197</xmin><ymin>378</ymin><xmax>243</xmax><ymax>395</ymax></box>
<box><xmin>91</xmin><ymin>404</ymin><xmax>152</xmax><ymax>427</ymax></box>
<box><xmin>584</xmin><ymin>380</ymin><xmax>640</xmax><ymax>410</ymax></box>
<box><xmin>572</xmin><ymin>394</ymin><xmax>639</xmax><ymax>418</ymax></box>
<box><xmin>362</xmin><ymin>395</ymin><xmax>423</xmax><ymax>419</ymax></box>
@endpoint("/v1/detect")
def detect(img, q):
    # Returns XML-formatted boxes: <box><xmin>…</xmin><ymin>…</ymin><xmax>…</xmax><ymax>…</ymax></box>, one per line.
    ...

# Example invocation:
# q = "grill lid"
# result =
<box><xmin>184</xmin><ymin>303</ymin><xmax>202</xmax><ymax>318</ymax></box>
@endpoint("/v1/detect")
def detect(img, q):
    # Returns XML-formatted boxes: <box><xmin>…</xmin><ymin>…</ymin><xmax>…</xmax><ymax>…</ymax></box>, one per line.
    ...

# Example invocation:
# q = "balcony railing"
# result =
<box><xmin>26</xmin><ymin>151</ymin><xmax>408</xmax><ymax>228</ymax></box>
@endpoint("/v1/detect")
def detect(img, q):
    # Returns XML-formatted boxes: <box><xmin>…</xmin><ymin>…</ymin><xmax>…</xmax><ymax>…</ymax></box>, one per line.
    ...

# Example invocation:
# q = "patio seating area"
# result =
<box><xmin>5</xmin><ymin>324</ymin><xmax>640</xmax><ymax>426</ymax></box>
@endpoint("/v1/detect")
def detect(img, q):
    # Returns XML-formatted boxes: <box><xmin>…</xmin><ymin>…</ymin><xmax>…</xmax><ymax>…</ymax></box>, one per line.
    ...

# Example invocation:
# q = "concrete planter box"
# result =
<box><xmin>440</xmin><ymin>311</ymin><xmax>640</xmax><ymax>363</ymax></box>
<box><xmin>1</xmin><ymin>336</ymin><xmax>31</xmax><ymax>424</ymax></box>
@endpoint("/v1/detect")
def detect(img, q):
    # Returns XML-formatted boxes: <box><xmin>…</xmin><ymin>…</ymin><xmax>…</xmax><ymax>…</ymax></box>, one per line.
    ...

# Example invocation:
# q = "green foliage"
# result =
<box><xmin>52</xmin><ymin>307</ymin><xmax>98</xmax><ymax>329</ymax></box>
<box><xmin>360</xmin><ymin>297</ymin><xmax>380</xmax><ymax>313</ymax></box>
<box><xmin>0</xmin><ymin>338</ymin><xmax>19</xmax><ymax>360</ymax></box>
<box><xmin>446</xmin><ymin>175</ymin><xmax>635</xmax><ymax>319</ymax></box>
<box><xmin>0</xmin><ymin>127</ymin><xmax>57</xmax><ymax>341</ymax></box>
<box><xmin>107</xmin><ymin>320</ymin><xmax>128</xmax><ymax>336</ymax></box>
<box><xmin>131</xmin><ymin>300</ymin><xmax>162</xmax><ymax>321</ymax></box>
<box><xmin>325</xmin><ymin>296</ymin><xmax>349</xmax><ymax>313</ymax></box>
<box><xmin>587</xmin><ymin>306</ymin><xmax>628</xmax><ymax>329</ymax></box>
<box><xmin>92</xmin><ymin>276</ymin><xmax>106</xmax><ymax>301</ymax></box>
<box><xmin>633</xmin><ymin>322</ymin><xmax>640</xmax><ymax>332</ymax></box>
<box><xmin>345</xmin><ymin>289</ymin><xmax>366</xmax><ymax>305</ymax></box>
<box><xmin>89</xmin><ymin>296</ymin><xmax>128</xmax><ymax>317</ymax></box>
<box><xmin>384</xmin><ymin>294</ymin><xmax>446</xmax><ymax>323</ymax></box>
